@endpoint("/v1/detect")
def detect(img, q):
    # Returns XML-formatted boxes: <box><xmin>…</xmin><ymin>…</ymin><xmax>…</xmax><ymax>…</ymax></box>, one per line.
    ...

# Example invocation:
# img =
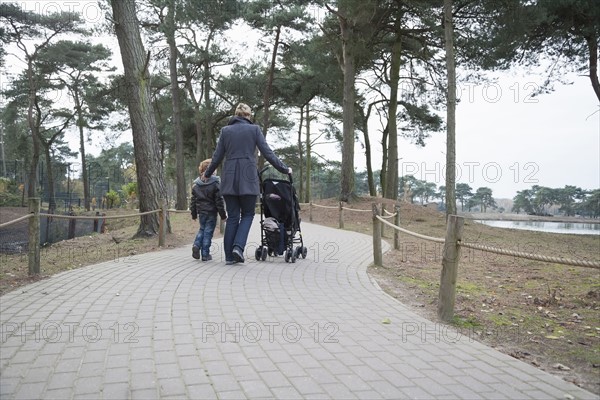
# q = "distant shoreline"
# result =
<box><xmin>460</xmin><ymin>212</ymin><xmax>600</xmax><ymax>224</ymax></box>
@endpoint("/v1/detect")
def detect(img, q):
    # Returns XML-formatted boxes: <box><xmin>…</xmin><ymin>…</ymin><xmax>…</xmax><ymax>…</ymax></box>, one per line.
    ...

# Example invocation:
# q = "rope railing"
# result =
<box><xmin>0</xmin><ymin>207</ymin><xmax>193</xmax><ymax>226</ymax></box>
<box><xmin>37</xmin><ymin>210</ymin><xmax>159</xmax><ymax>220</ymax></box>
<box><xmin>459</xmin><ymin>241</ymin><xmax>600</xmax><ymax>269</ymax></box>
<box><xmin>378</xmin><ymin>212</ymin><xmax>397</xmax><ymax>220</ymax></box>
<box><xmin>341</xmin><ymin>206</ymin><xmax>371</xmax><ymax>213</ymax></box>
<box><xmin>0</xmin><ymin>213</ymin><xmax>33</xmax><ymax>228</ymax></box>
<box><xmin>1</xmin><ymin>199</ymin><xmax>175</xmax><ymax>275</ymax></box>
<box><xmin>310</xmin><ymin>203</ymin><xmax>338</xmax><ymax>210</ymax></box>
<box><xmin>376</xmin><ymin>215</ymin><xmax>445</xmax><ymax>243</ymax></box>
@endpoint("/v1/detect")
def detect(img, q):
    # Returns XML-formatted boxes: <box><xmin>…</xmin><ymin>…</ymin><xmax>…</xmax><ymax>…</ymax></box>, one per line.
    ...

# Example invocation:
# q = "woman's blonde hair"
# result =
<box><xmin>199</xmin><ymin>158</ymin><xmax>211</xmax><ymax>175</ymax></box>
<box><xmin>235</xmin><ymin>103</ymin><xmax>252</xmax><ymax>118</ymax></box>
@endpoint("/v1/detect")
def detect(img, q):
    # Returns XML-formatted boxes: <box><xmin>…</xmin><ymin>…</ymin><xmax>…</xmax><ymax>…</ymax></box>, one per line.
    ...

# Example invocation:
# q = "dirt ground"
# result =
<box><xmin>1</xmin><ymin>200</ymin><xmax>599</xmax><ymax>394</ymax></box>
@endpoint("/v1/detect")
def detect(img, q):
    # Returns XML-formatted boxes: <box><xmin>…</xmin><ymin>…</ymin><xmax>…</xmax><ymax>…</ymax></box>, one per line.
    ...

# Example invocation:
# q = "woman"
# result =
<box><xmin>202</xmin><ymin>103</ymin><xmax>291</xmax><ymax>265</ymax></box>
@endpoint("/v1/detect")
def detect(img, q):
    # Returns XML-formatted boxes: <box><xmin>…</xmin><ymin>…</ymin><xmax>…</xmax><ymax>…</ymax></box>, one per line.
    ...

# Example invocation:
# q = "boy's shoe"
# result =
<box><xmin>225</xmin><ymin>260</ymin><xmax>236</xmax><ymax>265</ymax></box>
<box><xmin>232</xmin><ymin>247</ymin><xmax>245</xmax><ymax>263</ymax></box>
<box><xmin>192</xmin><ymin>246</ymin><xmax>200</xmax><ymax>260</ymax></box>
<box><xmin>202</xmin><ymin>255</ymin><xmax>212</xmax><ymax>261</ymax></box>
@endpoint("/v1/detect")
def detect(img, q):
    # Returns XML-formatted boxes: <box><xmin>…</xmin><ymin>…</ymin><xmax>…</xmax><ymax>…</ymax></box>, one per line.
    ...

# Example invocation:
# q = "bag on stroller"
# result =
<box><xmin>255</xmin><ymin>167</ymin><xmax>307</xmax><ymax>263</ymax></box>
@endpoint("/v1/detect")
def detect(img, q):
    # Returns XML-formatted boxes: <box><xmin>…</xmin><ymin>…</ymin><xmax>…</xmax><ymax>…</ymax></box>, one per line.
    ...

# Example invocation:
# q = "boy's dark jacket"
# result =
<box><xmin>190</xmin><ymin>176</ymin><xmax>227</xmax><ymax>220</ymax></box>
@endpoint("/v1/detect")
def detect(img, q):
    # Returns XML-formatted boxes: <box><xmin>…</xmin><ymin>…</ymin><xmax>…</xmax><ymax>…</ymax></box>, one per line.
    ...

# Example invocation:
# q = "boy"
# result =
<box><xmin>190</xmin><ymin>159</ymin><xmax>227</xmax><ymax>261</ymax></box>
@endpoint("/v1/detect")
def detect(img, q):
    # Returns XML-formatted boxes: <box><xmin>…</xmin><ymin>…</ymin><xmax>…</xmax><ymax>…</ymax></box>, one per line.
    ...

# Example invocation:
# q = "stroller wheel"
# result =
<box><xmin>291</xmin><ymin>249</ymin><xmax>297</xmax><ymax>263</ymax></box>
<box><xmin>284</xmin><ymin>250</ymin><xmax>291</xmax><ymax>263</ymax></box>
<box><xmin>255</xmin><ymin>247</ymin><xmax>262</xmax><ymax>261</ymax></box>
<box><xmin>301</xmin><ymin>246</ymin><xmax>308</xmax><ymax>259</ymax></box>
<box><xmin>261</xmin><ymin>246</ymin><xmax>268</xmax><ymax>261</ymax></box>
<box><xmin>294</xmin><ymin>246</ymin><xmax>302</xmax><ymax>259</ymax></box>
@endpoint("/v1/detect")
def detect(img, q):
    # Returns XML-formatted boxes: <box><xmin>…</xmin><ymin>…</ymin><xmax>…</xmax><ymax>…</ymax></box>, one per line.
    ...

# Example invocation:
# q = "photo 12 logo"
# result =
<box><xmin>401</xmin><ymin>161</ymin><xmax>540</xmax><ymax>185</ymax></box>
<box><xmin>15</xmin><ymin>1</ymin><xmax>104</xmax><ymax>23</ymax></box>
<box><xmin>1</xmin><ymin>321</ymin><xmax>139</xmax><ymax>344</ymax></box>
<box><xmin>201</xmin><ymin>321</ymin><xmax>339</xmax><ymax>344</ymax></box>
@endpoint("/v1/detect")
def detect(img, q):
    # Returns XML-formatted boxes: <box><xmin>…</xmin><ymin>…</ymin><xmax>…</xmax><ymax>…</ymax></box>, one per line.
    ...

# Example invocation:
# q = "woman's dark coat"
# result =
<box><xmin>204</xmin><ymin>117</ymin><xmax>289</xmax><ymax>196</ymax></box>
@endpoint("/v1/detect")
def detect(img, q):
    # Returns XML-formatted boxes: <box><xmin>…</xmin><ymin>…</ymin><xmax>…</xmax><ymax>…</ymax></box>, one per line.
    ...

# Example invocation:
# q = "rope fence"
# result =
<box><xmin>297</xmin><ymin>201</ymin><xmax>599</xmax><ymax>321</ymax></box>
<box><xmin>459</xmin><ymin>241</ymin><xmax>600</xmax><ymax>269</ymax></box>
<box><xmin>0</xmin><ymin>213</ymin><xmax>32</xmax><ymax>228</ymax></box>
<box><xmin>376</xmin><ymin>215</ymin><xmax>445</xmax><ymax>243</ymax></box>
<box><xmin>3</xmin><ymin>198</ymin><xmax>598</xmax><ymax>318</ymax></box>
<box><xmin>1</xmin><ymin>199</ymin><xmax>178</xmax><ymax>274</ymax></box>
<box><xmin>37</xmin><ymin>210</ymin><xmax>160</xmax><ymax>220</ymax></box>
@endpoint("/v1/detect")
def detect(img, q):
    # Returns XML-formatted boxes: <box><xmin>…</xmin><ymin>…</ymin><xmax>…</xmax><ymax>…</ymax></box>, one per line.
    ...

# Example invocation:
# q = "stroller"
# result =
<box><xmin>255</xmin><ymin>166</ymin><xmax>307</xmax><ymax>263</ymax></box>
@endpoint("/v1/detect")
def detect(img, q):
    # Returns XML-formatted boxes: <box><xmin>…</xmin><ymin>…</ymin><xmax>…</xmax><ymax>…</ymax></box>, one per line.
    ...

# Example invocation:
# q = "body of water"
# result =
<box><xmin>474</xmin><ymin>220</ymin><xmax>600</xmax><ymax>235</ymax></box>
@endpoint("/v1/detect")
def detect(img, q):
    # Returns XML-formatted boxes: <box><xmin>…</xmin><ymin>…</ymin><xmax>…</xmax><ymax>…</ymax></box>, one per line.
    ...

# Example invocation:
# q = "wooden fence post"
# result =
<box><xmin>380</xmin><ymin>203</ymin><xmax>386</xmax><ymax>238</ymax></box>
<box><xmin>68</xmin><ymin>210</ymin><xmax>76</xmax><ymax>240</ymax></box>
<box><xmin>438</xmin><ymin>215</ymin><xmax>464</xmax><ymax>322</ymax></box>
<box><xmin>372</xmin><ymin>203</ymin><xmax>382</xmax><ymax>267</ymax></box>
<box><xmin>338</xmin><ymin>201</ymin><xmax>344</xmax><ymax>229</ymax></box>
<box><xmin>28</xmin><ymin>197</ymin><xmax>40</xmax><ymax>275</ymax></box>
<box><xmin>219</xmin><ymin>216</ymin><xmax>225</xmax><ymax>234</ymax></box>
<box><xmin>309</xmin><ymin>201</ymin><xmax>313</xmax><ymax>222</ymax></box>
<box><xmin>158</xmin><ymin>199</ymin><xmax>167</xmax><ymax>247</ymax></box>
<box><xmin>394</xmin><ymin>203</ymin><xmax>400</xmax><ymax>250</ymax></box>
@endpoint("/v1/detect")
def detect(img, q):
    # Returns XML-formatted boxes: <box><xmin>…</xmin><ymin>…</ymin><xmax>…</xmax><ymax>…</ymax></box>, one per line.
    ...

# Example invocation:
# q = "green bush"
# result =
<box><xmin>105</xmin><ymin>190</ymin><xmax>120</xmax><ymax>209</ymax></box>
<box><xmin>0</xmin><ymin>192</ymin><xmax>22</xmax><ymax>207</ymax></box>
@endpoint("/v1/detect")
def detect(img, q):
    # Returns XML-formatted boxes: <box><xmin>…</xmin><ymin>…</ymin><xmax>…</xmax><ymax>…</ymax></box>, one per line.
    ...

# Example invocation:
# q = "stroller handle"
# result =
<box><xmin>259</xmin><ymin>166</ymin><xmax>270</xmax><ymax>176</ymax></box>
<box><xmin>259</xmin><ymin>165</ymin><xmax>293</xmax><ymax>183</ymax></box>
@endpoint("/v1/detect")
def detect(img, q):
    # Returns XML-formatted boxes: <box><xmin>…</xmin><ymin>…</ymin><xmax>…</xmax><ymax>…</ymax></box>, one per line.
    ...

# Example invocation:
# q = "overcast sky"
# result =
<box><xmin>390</xmin><ymin>72</ymin><xmax>599</xmax><ymax>199</ymax></box>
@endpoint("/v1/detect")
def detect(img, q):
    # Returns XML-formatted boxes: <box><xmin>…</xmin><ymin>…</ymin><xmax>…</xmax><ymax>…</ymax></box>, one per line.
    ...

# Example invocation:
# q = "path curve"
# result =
<box><xmin>0</xmin><ymin>222</ymin><xmax>595</xmax><ymax>399</ymax></box>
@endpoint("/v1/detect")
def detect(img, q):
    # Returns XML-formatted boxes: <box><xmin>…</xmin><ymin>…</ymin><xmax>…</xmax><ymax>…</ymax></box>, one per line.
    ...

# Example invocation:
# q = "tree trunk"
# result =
<box><xmin>384</xmin><ymin>35</ymin><xmax>402</xmax><ymax>200</ymax></box>
<box><xmin>166</xmin><ymin>0</ymin><xmax>187</xmax><ymax>210</ymax></box>
<box><xmin>261</xmin><ymin>25</ymin><xmax>281</xmax><ymax>139</ymax></box>
<box><xmin>111</xmin><ymin>0</ymin><xmax>169</xmax><ymax>237</ymax></box>
<box><xmin>297</xmin><ymin>104</ymin><xmax>304</xmax><ymax>200</ymax></box>
<box><xmin>380</xmin><ymin>123</ymin><xmax>389</xmax><ymax>195</ymax></box>
<box><xmin>26</xmin><ymin>60</ymin><xmax>41</xmax><ymax>199</ymax></box>
<box><xmin>339</xmin><ymin>15</ymin><xmax>356</xmax><ymax>202</ymax></box>
<box><xmin>305</xmin><ymin>105</ymin><xmax>313</xmax><ymax>203</ymax></box>
<box><xmin>258</xmin><ymin>25</ymin><xmax>281</xmax><ymax>169</ymax></box>
<box><xmin>74</xmin><ymin>89</ymin><xmax>90</xmax><ymax>211</ymax></box>
<box><xmin>43</xmin><ymin>146</ymin><xmax>56</xmax><ymax>213</ymax></box>
<box><xmin>358</xmin><ymin>105</ymin><xmax>376</xmax><ymax>196</ymax></box>
<box><xmin>444</xmin><ymin>0</ymin><xmax>457</xmax><ymax>217</ymax></box>
<box><xmin>586</xmin><ymin>34</ymin><xmax>600</xmax><ymax>103</ymax></box>
<box><xmin>203</xmin><ymin>29</ymin><xmax>215</xmax><ymax>160</ymax></box>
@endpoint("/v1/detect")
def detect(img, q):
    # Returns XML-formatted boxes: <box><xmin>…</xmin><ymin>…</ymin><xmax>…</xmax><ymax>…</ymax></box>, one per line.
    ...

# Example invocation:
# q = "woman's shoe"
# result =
<box><xmin>232</xmin><ymin>247</ymin><xmax>245</xmax><ymax>263</ymax></box>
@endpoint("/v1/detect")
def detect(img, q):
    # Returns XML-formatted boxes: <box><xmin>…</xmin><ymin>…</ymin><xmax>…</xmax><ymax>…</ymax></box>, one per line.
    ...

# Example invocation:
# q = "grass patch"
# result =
<box><xmin>452</xmin><ymin>315</ymin><xmax>482</xmax><ymax>329</ymax></box>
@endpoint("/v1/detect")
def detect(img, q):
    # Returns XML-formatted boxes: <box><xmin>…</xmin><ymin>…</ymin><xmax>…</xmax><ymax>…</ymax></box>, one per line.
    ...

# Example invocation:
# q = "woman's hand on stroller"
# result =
<box><xmin>287</xmin><ymin>167</ymin><xmax>292</xmax><ymax>175</ymax></box>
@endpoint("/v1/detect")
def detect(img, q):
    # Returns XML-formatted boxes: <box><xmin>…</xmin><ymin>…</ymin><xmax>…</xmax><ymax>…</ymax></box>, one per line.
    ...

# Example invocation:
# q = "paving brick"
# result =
<box><xmin>74</xmin><ymin>376</ymin><xmax>103</xmax><ymax>395</ymax></box>
<box><xmin>43</xmin><ymin>388</ymin><xmax>74</xmax><ymax>400</ymax></box>
<box><xmin>103</xmin><ymin>367</ymin><xmax>129</xmax><ymax>384</ymax></box>
<box><xmin>0</xmin><ymin>222</ymin><xmax>596</xmax><ymax>400</ymax></box>
<box><xmin>47</xmin><ymin>372</ymin><xmax>78</xmax><ymax>390</ymax></box>
<box><xmin>102</xmin><ymin>382</ymin><xmax>130</xmax><ymax>399</ymax></box>
<box><xmin>186</xmin><ymin>384</ymin><xmax>218</xmax><ymax>399</ymax></box>
<box><xmin>270</xmin><ymin>385</ymin><xmax>303</xmax><ymax>399</ymax></box>
<box><xmin>158</xmin><ymin>377</ymin><xmax>186</xmax><ymax>396</ymax></box>
<box><xmin>131</xmin><ymin>388</ymin><xmax>160</xmax><ymax>400</ymax></box>
<box><xmin>239</xmin><ymin>379</ymin><xmax>273</xmax><ymax>398</ymax></box>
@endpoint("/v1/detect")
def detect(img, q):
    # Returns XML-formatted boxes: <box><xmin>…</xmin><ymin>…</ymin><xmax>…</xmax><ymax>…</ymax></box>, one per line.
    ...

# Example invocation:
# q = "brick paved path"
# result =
<box><xmin>0</xmin><ymin>222</ymin><xmax>596</xmax><ymax>399</ymax></box>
